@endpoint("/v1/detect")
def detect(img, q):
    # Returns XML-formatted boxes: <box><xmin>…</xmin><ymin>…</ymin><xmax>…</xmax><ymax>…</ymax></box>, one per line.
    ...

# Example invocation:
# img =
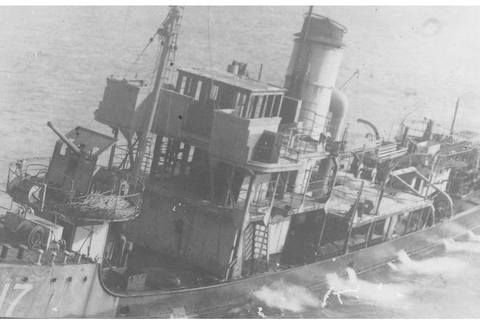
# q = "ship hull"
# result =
<box><xmin>0</xmin><ymin>263</ymin><xmax>118</xmax><ymax>318</ymax></box>
<box><xmin>3</xmin><ymin>204</ymin><xmax>476</xmax><ymax>318</ymax></box>
<box><xmin>109</xmin><ymin>204</ymin><xmax>480</xmax><ymax>318</ymax></box>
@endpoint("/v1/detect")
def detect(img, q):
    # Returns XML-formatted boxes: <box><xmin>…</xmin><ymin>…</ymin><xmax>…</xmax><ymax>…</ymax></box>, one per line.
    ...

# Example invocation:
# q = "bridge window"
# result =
<box><xmin>271</xmin><ymin>95</ymin><xmax>282</xmax><ymax>117</ymax></box>
<box><xmin>210</xmin><ymin>84</ymin><xmax>219</xmax><ymax>100</ymax></box>
<box><xmin>180</xmin><ymin>76</ymin><xmax>186</xmax><ymax>93</ymax></box>
<box><xmin>264</xmin><ymin>95</ymin><xmax>274</xmax><ymax>117</ymax></box>
<box><xmin>249</xmin><ymin>96</ymin><xmax>259</xmax><ymax>119</ymax></box>
<box><xmin>183</xmin><ymin>77</ymin><xmax>193</xmax><ymax>96</ymax></box>
<box><xmin>194</xmin><ymin>81</ymin><xmax>203</xmax><ymax>101</ymax></box>
<box><xmin>236</xmin><ymin>92</ymin><xmax>248</xmax><ymax>117</ymax></box>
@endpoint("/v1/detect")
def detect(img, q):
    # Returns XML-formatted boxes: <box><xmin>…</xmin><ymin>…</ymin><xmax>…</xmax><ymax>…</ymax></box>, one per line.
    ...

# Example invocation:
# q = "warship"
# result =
<box><xmin>1</xmin><ymin>6</ymin><xmax>480</xmax><ymax>318</ymax></box>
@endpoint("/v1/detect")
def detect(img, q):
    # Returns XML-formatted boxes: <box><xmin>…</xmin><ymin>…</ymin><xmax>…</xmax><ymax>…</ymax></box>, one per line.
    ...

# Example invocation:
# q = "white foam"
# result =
<box><xmin>324</xmin><ymin>268</ymin><xmax>410</xmax><ymax>308</ymax></box>
<box><xmin>395</xmin><ymin>249</ymin><xmax>468</xmax><ymax>275</ymax></box>
<box><xmin>444</xmin><ymin>237</ymin><xmax>480</xmax><ymax>253</ymax></box>
<box><xmin>468</xmin><ymin>230</ymin><xmax>480</xmax><ymax>243</ymax></box>
<box><xmin>387</xmin><ymin>262</ymin><xmax>400</xmax><ymax>271</ymax></box>
<box><xmin>252</xmin><ymin>280</ymin><xmax>320</xmax><ymax>313</ymax></box>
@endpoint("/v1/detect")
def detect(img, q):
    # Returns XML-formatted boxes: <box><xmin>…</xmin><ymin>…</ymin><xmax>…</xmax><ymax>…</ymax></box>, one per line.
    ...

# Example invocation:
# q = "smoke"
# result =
<box><xmin>390</xmin><ymin>249</ymin><xmax>468</xmax><ymax>275</ymax></box>
<box><xmin>252</xmin><ymin>280</ymin><xmax>320</xmax><ymax>313</ymax></box>
<box><xmin>324</xmin><ymin>268</ymin><xmax>411</xmax><ymax>308</ymax></box>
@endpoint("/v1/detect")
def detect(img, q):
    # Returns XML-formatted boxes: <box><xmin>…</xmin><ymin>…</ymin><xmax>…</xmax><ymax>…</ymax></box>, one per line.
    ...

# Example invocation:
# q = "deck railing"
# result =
<box><xmin>279</xmin><ymin>109</ymin><xmax>343</xmax><ymax>161</ymax></box>
<box><xmin>6</xmin><ymin>158</ymin><xmax>144</xmax><ymax>221</ymax></box>
<box><xmin>245</xmin><ymin>174</ymin><xmax>334</xmax><ymax>221</ymax></box>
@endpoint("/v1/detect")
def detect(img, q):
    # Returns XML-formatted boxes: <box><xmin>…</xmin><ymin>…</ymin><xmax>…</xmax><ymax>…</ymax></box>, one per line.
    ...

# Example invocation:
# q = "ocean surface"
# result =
<box><xmin>0</xmin><ymin>6</ymin><xmax>480</xmax><ymax>318</ymax></box>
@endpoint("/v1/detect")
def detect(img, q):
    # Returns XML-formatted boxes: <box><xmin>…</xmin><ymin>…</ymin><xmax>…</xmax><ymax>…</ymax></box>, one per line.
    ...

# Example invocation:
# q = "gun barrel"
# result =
<box><xmin>47</xmin><ymin>122</ymin><xmax>82</xmax><ymax>155</ymax></box>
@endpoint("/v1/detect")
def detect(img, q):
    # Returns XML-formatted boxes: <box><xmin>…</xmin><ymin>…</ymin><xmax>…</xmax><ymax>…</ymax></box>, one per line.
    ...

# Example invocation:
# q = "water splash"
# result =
<box><xmin>390</xmin><ymin>249</ymin><xmax>469</xmax><ymax>275</ymax></box>
<box><xmin>252</xmin><ymin>279</ymin><xmax>320</xmax><ymax>313</ymax></box>
<box><xmin>324</xmin><ymin>268</ymin><xmax>410</xmax><ymax>309</ymax></box>
<box><xmin>444</xmin><ymin>237</ymin><xmax>480</xmax><ymax>253</ymax></box>
<box><xmin>468</xmin><ymin>230</ymin><xmax>480</xmax><ymax>243</ymax></box>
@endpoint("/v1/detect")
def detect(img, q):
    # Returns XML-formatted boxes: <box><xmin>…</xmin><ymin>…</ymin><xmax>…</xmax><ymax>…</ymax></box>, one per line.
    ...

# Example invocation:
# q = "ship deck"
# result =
<box><xmin>0</xmin><ymin>222</ymin><xmax>91</xmax><ymax>266</ymax></box>
<box><xmin>327</xmin><ymin>172</ymin><xmax>434</xmax><ymax>226</ymax></box>
<box><xmin>146</xmin><ymin>175</ymin><xmax>327</xmax><ymax>222</ymax></box>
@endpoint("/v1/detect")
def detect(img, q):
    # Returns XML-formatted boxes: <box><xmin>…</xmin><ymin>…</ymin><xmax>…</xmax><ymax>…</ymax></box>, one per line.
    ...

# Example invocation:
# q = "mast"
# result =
<box><xmin>131</xmin><ymin>6</ymin><xmax>183</xmax><ymax>178</ymax></box>
<box><xmin>450</xmin><ymin>97</ymin><xmax>460</xmax><ymax>135</ymax></box>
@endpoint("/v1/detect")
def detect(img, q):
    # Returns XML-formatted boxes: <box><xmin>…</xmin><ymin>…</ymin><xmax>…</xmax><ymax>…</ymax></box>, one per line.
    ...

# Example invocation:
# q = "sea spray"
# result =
<box><xmin>252</xmin><ymin>279</ymin><xmax>320</xmax><ymax>313</ymax></box>
<box><xmin>323</xmin><ymin>268</ymin><xmax>410</xmax><ymax>309</ymax></box>
<box><xmin>444</xmin><ymin>238</ymin><xmax>480</xmax><ymax>253</ymax></box>
<box><xmin>392</xmin><ymin>249</ymin><xmax>469</xmax><ymax>275</ymax></box>
<box><xmin>468</xmin><ymin>230</ymin><xmax>480</xmax><ymax>243</ymax></box>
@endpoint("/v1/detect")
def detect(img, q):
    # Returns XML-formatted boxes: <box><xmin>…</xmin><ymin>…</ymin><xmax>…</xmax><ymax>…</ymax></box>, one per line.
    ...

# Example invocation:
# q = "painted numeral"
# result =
<box><xmin>0</xmin><ymin>283</ymin><xmax>33</xmax><ymax>317</ymax></box>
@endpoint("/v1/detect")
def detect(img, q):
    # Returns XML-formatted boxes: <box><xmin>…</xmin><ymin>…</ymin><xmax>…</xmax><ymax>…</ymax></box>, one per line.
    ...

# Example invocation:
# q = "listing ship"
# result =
<box><xmin>1</xmin><ymin>7</ymin><xmax>480</xmax><ymax>318</ymax></box>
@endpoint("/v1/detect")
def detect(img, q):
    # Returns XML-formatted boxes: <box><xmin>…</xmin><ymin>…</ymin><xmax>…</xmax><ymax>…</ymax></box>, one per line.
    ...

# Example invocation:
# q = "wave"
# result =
<box><xmin>468</xmin><ymin>230</ymin><xmax>480</xmax><ymax>243</ymax></box>
<box><xmin>252</xmin><ymin>279</ymin><xmax>320</xmax><ymax>313</ymax></box>
<box><xmin>324</xmin><ymin>267</ymin><xmax>411</xmax><ymax>309</ymax></box>
<box><xmin>388</xmin><ymin>249</ymin><xmax>469</xmax><ymax>275</ymax></box>
<box><xmin>444</xmin><ymin>238</ymin><xmax>480</xmax><ymax>253</ymax></box>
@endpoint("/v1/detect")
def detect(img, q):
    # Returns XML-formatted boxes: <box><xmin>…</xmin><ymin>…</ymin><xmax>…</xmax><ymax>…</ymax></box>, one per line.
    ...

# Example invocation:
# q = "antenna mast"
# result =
<box><xmin>450</xmin><ymin>98</ymin><xmax>460</xmax><ymax>135</ymax></box>
<box><xmin>132</xmin><ymin>6</ymin><xmax>183</xmax><ymax>178</ymax></box>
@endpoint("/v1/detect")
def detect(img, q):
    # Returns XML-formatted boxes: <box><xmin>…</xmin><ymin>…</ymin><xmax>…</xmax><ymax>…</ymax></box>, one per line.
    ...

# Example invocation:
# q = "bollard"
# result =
<box><xmin>1</xmin><ymin>244</ymin><xmax>12</xmax><ymax>260</ymax></box>
<box><xmin>121</xmin><ymin>241</ymin><xmax>133</xmax><ymax>267</ymax></box>
<box><xmin>62</xmin><ymin>250</ymin><xmax>70</xmax><ymax>265</ymax></box>
<box><xmin>50</xmin><ymin>251</ymin><xmax>57</xmax><ymax>266</ymax></box>
<box><xmin>17</xmin><ymin>244</ymin><xmax>28</xmax><ymax>260</ymax></box>
<box><xmin>74</xmin><ymin>252</ymin><xmax>82</xmax><ymax>263</ymax></box>
<box><xmin>35</xmin><ymin>249</ymin><xmax>44</xmax><ymax>265</ymax></box>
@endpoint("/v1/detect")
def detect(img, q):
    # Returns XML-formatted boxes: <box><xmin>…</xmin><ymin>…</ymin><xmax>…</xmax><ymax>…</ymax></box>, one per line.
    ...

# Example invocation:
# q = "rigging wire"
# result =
<box><xmin>123</xmin><ymin>31</ymin><xmax>159</xmax><ymax>78</ymax></box>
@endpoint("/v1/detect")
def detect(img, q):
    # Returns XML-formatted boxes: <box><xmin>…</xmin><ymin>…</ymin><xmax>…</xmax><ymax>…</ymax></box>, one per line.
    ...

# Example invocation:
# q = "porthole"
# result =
<box><xmin>119</xmin><ymin>305</ymin><xmax>130</xmax><ymax>317</ymax></box>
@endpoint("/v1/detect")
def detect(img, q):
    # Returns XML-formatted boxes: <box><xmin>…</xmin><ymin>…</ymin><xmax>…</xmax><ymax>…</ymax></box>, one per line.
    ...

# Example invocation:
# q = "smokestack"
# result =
<box><xmin>285</xmin><ymin>13</ymin><xmax>347</xmax><ymax>139</ymax></box>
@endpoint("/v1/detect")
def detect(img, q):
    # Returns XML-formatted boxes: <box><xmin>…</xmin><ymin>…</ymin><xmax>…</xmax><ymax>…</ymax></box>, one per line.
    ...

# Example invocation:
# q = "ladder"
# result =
<box><xmin>250</xmin><ymin>222</ymin><xmax>269</xmax><ymax>274</ymax></box>
<box><xmin>140</xmin><ymin>136</ymin><xmax>154</xmax><ymax>178</ymax></box>
<box><xmin>161</xmin><ymin>7</ymin><xmax>183</xmax><ymax>85</ymax></box>
<box><xmin>253</xmin><ymin>223</ymin><xmax>269</xmax><ymax>274</ymax></box>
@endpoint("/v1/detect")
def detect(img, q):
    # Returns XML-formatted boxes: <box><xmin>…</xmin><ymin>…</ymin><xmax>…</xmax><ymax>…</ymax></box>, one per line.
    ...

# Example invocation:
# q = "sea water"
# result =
<box><xmin>0</xmin><ymin>6</ymin><xmax>479</xmax><ymax>318</ymax></box>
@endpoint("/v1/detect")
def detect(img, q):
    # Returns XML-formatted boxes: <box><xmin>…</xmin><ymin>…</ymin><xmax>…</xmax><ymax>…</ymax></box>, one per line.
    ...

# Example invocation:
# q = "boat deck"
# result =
<box><xmin>146</xmin><ymin>174</ymin><xmax>327</xmax><ymax>223</ymax></box>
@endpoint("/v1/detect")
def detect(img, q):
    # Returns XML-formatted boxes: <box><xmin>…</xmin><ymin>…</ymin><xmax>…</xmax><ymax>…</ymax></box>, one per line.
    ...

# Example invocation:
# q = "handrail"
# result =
<box><xmin>6</xmin><ymin>159</ymin><xmax>145</xmax><ymax>221</ymax></box>
<box><xmin>250</xmin><ymin>175</ymin><xmax>335</xmax><ymax>215</ymax></box>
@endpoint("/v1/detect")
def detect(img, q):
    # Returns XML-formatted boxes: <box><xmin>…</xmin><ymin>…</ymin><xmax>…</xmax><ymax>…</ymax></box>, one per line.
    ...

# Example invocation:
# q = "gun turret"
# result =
<box><xmin>47</xmin><ymin>121</ymin><xmax>82</xmax><ymax>156</ymax></box>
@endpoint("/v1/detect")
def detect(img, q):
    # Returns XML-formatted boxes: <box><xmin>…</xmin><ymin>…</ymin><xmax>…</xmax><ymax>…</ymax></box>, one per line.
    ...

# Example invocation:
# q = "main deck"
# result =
<box><xmin>327</xmin><ymin>172</ymin><xmax>434</xmax><ymax>225</ymax></box>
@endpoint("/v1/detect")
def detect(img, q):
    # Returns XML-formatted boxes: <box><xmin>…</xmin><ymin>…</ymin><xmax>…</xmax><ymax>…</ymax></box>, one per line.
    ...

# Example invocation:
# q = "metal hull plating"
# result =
<box><xmin>2</xmin><ymin>205</ymin><xmax>477</xmax><ymax>318</ymax></box>
<box><xmin>0</xmin><ymin>263</ymin><xmax>118</xmax><ymax>318</ymax></box>
<box><xmin>109</xmin><ymin>205</ymin><xmax>480</xmax><ymax>318</ymax></box>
